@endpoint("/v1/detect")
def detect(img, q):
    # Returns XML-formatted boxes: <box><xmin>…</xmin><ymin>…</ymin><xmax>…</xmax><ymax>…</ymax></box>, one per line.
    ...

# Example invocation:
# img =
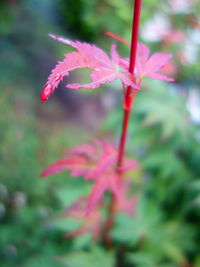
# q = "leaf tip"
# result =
<box><xmin>48</xmin><ymin>33</ymin><xmax>56</xmax><ymax>39</ymax></box>
<box><xmin>39</xmin><ymin>171</ymin><xmax>46</xmax><ymax>178</ymax></box>
<box><xmin>40</xmin><ymin>92</ymin><xmax>47</xmax><ymax>102</ymax></box>
<box><xmin>41</xmin><ymin>83</ymin><xmax>53</xmax><ymax>102</ymax></box>
<box><xmin>48</xmin><ymin>33</ymin><xmax>72</xmax><ymax>46</ymax></box>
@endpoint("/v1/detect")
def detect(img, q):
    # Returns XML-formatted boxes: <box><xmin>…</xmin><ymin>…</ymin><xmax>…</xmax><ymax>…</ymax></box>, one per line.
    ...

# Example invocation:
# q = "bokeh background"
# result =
<box><xmin>0</xmin><ymin>0</ymin><xmax>200</xmax><ymax>266</ymax></box>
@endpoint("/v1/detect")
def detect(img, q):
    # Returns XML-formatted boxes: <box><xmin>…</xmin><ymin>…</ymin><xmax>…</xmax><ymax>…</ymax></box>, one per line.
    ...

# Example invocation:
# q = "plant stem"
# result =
<box><xmin>103</xmin><ymin>0</ymin><xmax>142</xmax><ymax>249</ymax></box>
<box><xmin>103</xmin><ymin>195</ymin><xmax>115</xmax><ymax>249</ymax></box>
<box><xmin>117</xmin><ymin>90</ymin><xmax>137</xmax><ymax>167</ymax></box>
<box><xmin>117</xmin><ymin>0</ymin><xmax>142</xmax><ymax>168</ymax></box>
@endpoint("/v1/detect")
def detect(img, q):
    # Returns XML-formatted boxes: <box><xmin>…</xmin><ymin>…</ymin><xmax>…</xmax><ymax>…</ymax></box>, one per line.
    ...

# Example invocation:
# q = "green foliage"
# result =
<box><xmin>0</xmin><ymin>86</ymin><xmax>89</xmax><ymax>266</ymax></box>
<box><xmin>56</xmin><ymin>246</ymin><xmax>115</xmax><ymax>267</ymax></box>
<box><xmin>113</xmin><ymin>195</ymin><xmax>196</xmax><ymax>265</ymax></box>
<box><xmin>103</xmin><ymin>78</ymin><xmax>200</xmax><ymax>265</ymax></box>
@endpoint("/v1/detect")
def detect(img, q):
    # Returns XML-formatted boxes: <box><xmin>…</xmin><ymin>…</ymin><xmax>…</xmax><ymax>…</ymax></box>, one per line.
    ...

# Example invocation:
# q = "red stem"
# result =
<box><xmin>103</xmin><ymin>0</ymin><xmax>142</xmax><ymax>248</ymax></box>
<box><xmin>117</xmin><ymin>0</ymin><xmax>142</xmax><ymax>168</ymax></box>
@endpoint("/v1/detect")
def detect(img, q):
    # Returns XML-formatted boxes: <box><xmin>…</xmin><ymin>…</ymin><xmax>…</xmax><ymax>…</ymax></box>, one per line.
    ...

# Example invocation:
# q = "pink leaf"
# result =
<box><xmin>108</xmin><ymin>173</ymin><xmax>121</xmax><ymax>200</ymax></box>
<box><xmin>141</xmin><ymin>52</ymin><xmax>172</xmax><ymax>74</ymax></box>
<box><xmin>41</xmin><ymin>50</ymin><xmax>97</xmax><ymax>101</ymax></box>
<box><xmin>135</xmin><ymin>44</ymin><xmax>174</xmax><ymax>81</ymax></box>
<box><xmin>85</xmin><ymin>153</ymin><xmax>116</xmax><ymax>180</ymax></box>
<box><xmin>67</xmin><ymin>143</ymin><xmax>97</xmax><ymax>158</ymax></box>
<box><xmin>135</xmin><ymin>43</ymin><xmax>150</xmax><ymax>75</ymax></box>
<box><xmin>115</xmin><ymin>181</ymin><xmax>138</xmax><ymax>215</ymax></box>
<box><xmin>40</xmin><ymin>140</ymin><xmax>139</xmax><ymax>212</ymax></box>
<box><xmin>41</xmin><ymin>34</ymin><xmax>138</xmax><ymax>101</ymax></box>
<box><xmin>64</xmin><ymin>197</ymin><xmax>88</xmax><ymax>219</ymax></box>
<box><xmin>49</xmin><ymin>33</ymin><xmax>73</xmax><ymax>46</ymax></box>
<box><xmin>40</xmin><ymin>157</ymin><xmax>90</xmax><ymax>178</ymax></box>
<box><xmin>110</xmin><ymin>43</ymin><xmax>120</xmax><ymax>64</ymax></box>
<box><xmin>105</xmin><ymin>32</ymin><xmax>174</xmax><ymax>83</ymax></box>
<box><xmin>118</xmin><ymin>158</ymin><xmax>138</xmax><ymax>172</ymax></box>
<box><xmin>120</xmin><ymin>44</ymin><xmax>174</xmax><ymax>82</ymax></box>
<box><xmin>147</xmin><ymin>72</ymin><xmax>174</xmax><ymax>82</ymax></box>
<box><xmin>87</xmin><ymin>177</ymin><xmax>109</xmax><ymax>213</ymax></box>
<box><xmin>120</xmin><ymin>45</ymin><xmax>174</xmax><ymax>82</ymax></box>
<box><xmin>62</xmin><ymin>197</ymin><xmax>103</xmax><ymax>240</ymax></box>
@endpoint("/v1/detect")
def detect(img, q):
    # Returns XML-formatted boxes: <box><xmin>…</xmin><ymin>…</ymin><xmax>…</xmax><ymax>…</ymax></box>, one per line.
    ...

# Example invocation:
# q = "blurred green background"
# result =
<box><xmin>0</xmin><ymin>0</ymin><xmax>200</xmax><ymax>266</ymax></box>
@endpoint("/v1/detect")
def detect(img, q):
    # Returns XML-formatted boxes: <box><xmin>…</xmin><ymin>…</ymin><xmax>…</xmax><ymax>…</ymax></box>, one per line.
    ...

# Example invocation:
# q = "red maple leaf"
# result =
<box><xmin>115</xmin><ymin>181</ymin><xmax>138</xmax><ymax>216</ymax></box>
<box><xmin>41</xmin><ymin>34</ymin><xmax>138</xmax><ymax>102</ymax></box>
<box><xmin>105</xmin><ymin>32</ymin><xmax>174</xmax><ymax>82</ymax></box>
<box><xmin>62</xmin><ymin>197</ymin><xmax>104</xmax><ymax>240</ymax></box>
<box><xmin>40</xmin><ymin>140</ymin><xmax>138</xmax><ymax>213</ymax></box>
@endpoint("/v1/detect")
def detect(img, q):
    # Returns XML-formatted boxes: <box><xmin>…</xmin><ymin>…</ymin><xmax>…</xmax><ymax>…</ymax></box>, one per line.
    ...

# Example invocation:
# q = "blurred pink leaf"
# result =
<box><xmin>63</xmin><ymin>197</ymin><xmax>103</xmax><ymax>240</ymax></box>
<box><xmin>162</xmin><ymin>29</ymin><xmax>185</xmax><ymax>43</ymax></box>
<box><xmin>115</xmin><ymin>181</ymin><xmax>138</xmax><ymax>215</ymax></box>
<box><xmin>40</xmin><ymin>140</ymin><xmax>138</xmax><ymax>213</ymax></box>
